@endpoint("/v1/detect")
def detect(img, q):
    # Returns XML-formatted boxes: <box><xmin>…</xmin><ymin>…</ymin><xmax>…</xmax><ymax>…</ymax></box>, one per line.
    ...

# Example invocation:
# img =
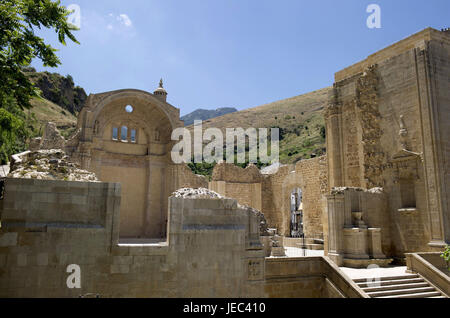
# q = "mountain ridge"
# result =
<box><xmin>181</xmin><ymin>107</ymin><xmax>238</xmax><ymax>126</ymax></box>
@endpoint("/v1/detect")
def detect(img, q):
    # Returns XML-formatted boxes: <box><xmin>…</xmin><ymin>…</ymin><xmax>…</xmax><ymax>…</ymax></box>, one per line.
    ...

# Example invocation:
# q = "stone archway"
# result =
<box><xmin>279</xmin><ymin>171</ymin><xmax>305</xmax><ymax>237</ymax></box>
<box><xmin>76</xmin><ymin>89</ymin><xmax>182</xmax><ymax>240</ymax></box>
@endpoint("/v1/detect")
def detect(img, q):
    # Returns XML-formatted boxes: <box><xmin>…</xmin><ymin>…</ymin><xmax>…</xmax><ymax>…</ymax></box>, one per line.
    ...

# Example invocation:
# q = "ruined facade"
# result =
<box><xmin>325</xmin><ymin>28</ymin><xmax>450</xmax><ymax>263</ymax></box>
<box><xmin>0</xmin><ymin>27</ymin><xmax>449</xmax><ymax>297</ymax></box>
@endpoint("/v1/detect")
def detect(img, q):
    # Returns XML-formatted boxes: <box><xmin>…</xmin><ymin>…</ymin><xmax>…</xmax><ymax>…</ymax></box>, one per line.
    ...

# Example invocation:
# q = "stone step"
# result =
<box><xmin>368</xmin><ymin>286</ymin><xmax>437</xmax><ymax>298</ymax></box>
<box><xmin>295</xmin><ymin>242</ymin><xmax>324</xmax><ymax>250</ymax></box>
<box><xmin>379</xmin><ymin>291</ymin><xmax>443</xmax><ymax>298</ymax></box>
<box><xmin>353</xmin><ymin>274</ymin><xmax>419</xmax><ymax>283</ymax></box>
<box><xmin>357</xmin><ymin>277</ymin><xmax>424</xmax><ymax>288</ymax></box>
<box><xmin>305</xmin><ymin>243</ymin><xmax>324</xmax><ymax>250</ymax></box>
<box><xmin>297</xmin><ymin>238</ymin><xmax>324</xmax><ymax>245</ymax></box>
<box><xmin>300</xmin><ymin>238</ymin><xmax>315</xmax><ymax>245</ymax></box>
<box><xmin>313</xmin><ymin>238</ymin><xmax>324</xmax><ymax>244</ymax></box>
<box><xmin>362</xmin><ymin>282</ymin><xmax>429</xmax><ymax>293</ymax></box>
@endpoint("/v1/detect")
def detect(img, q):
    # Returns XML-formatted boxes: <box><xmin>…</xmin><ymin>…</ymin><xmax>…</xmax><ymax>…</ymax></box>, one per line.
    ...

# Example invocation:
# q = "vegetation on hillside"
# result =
<box><xmin>24</xmin><ymin>67</ymin><xmax>87</xmax><ymax>115</ymax></box>
<box><xmin>0</xmin><ymin>0</ymin><xmax>79</xmax><ymax>164</ymax></box>
<box><xmin>28</xmin><ymin>96</ymin><xmax>77</xmax><ymax>138</ymax></box>
<box><xmin>185</xmin><ymin>87</ymin><xmax>330</xmax><ymax>176</ymax></box>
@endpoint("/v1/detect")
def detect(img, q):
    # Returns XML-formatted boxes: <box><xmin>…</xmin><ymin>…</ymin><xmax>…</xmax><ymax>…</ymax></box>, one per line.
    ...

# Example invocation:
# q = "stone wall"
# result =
<box><xmin>174</xmin><ymin>164</ymin><xmax>208</xmax><ymax>189</ymax></box>
<box><xmin>0</xmin><ymin>178</ymin><xmax>120</xmax><ymax>297</ymax></box>
<box><xmin>325</xmin><ymin>28</ymin><xmax>450</xmax><ymax>260</ymax></box>
<box><xmin>0</xmin><ymin>178</ymin><xmax>113</xmax><ymax>227</ymax></box>
<box><xmin>325</xmin><ymin>187</ymin><xmax>393</xmax><ymax>267</ymax></box>
<box><xmin>0</xmin><ymin>180</ymin><xmax>265</xmax><ymax>297</ymax></box>
<box><xmin>260</xmin><ymin>156</ymin><xmax>328</xmax><ymax>238</ymax></box>
<box><xmin>0</xmin><ymin>179</ymin><xmax>366</xmax><ymax>298</ymax></box>
<box><xmin>207</xmin><ymin>159</ymin><xmax>328</xmax><ymax>240</ymax></box>
<box><xmin>264</xmin><ymin>256</ymin><xmax>366</xmax><ymax>298</ymax></box>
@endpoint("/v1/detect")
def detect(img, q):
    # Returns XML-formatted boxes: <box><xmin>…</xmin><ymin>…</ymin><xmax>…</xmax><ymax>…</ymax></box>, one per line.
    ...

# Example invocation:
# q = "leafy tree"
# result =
<box><xmin>0</xmin><ymin>0</ymin><xmax>79</xmax><ymax>163</ymax></box>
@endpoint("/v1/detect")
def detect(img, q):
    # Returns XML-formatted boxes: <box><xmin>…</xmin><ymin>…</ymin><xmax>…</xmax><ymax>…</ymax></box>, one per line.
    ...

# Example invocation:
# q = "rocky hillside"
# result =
<box><xmin>23</xmin><ymin>67</ymin><xmax>87</xmax><ymax>116</ymax></box>
<box><xmin>181</xmin><ymin>107</ymin><xmax>237</xmax><ymax>126</ymax></box>
<box><xmin>28</xmin><ymin>97</ymin><xmax>77</xmax><ymax>139</ymax></box>
<box><xmin>187</xmin><ymin>87</ymin><xmax>331</xmax><ymax>165</ymax></box>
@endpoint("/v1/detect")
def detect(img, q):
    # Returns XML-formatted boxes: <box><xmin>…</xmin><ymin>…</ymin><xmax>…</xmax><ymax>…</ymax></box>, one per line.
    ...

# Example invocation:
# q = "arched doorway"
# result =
<box><xmin>290</xmin><ymin>188</ymin><xmax>303</xmax><ymax>238</ymax></box>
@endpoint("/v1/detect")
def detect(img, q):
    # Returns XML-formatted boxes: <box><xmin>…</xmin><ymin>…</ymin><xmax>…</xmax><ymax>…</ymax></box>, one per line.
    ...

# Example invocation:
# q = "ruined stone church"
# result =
<box><xmin>0</xmin><ymin>27</ymin><xmax>448</xmax><ymax>298</ymax></box>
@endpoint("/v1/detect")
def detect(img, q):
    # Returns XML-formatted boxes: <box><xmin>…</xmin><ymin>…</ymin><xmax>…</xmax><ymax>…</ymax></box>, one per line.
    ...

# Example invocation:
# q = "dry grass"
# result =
<box><xmin>27</xmin><ymin>97</ymin><xmax>77</xmax><ymax>138</ymax></box>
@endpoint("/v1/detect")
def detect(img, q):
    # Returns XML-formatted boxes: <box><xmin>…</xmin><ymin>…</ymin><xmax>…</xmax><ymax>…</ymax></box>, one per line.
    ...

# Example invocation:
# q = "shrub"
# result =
<box><xmin>441</xmin><ymin>245</ymin><xmax>450</xmax><ymax>269</ymax></box>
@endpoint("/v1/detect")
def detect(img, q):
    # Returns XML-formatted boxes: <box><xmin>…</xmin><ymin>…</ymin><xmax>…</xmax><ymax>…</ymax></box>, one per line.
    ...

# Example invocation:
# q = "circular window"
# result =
<box><xmin>125</xmin><ymin>105</ymin><xmax>134</xmax><ymax>113</ymax></box>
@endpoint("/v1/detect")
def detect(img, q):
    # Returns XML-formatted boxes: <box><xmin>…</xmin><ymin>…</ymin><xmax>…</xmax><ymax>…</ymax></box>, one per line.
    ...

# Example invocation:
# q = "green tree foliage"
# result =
<box><xmin>0</xmin><ymin>0</ymin><xmax>78</xmax><ymax>164</ymax></box>
<box><xmin>441</xmin><ymin>245</ymin><xmax>450</xmax><ymax>269</ymax></box>
<box><xmin>188</xmin><ymin>162</ymin><xmax>216</xmax><ymax>180</ymax></box>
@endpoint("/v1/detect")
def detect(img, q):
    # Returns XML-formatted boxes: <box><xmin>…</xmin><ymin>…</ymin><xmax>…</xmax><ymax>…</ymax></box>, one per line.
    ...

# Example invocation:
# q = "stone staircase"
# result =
<box><xmin>354</xmin><ymin>273</ymin><xmax>448</xmax><ymax>298</ymax></box>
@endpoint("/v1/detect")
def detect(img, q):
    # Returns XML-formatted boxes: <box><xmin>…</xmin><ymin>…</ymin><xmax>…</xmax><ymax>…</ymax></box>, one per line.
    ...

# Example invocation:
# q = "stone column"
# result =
<box><xmin>415</xmin><ymin>47</ymin><xmax>448</xmax><ymax>248</ymax></box>
<box><xmin>325</xmin><ymin>89</ymin><xmax>344</xmax><ymax>189</ymax></box>
<box><xmin>368</xmin><ymin>228</ymin><xmax>386</xmax><ymax>259</ymax></box>
<box><xmin>326</xmin><ymin>194</ymin><xmax>345</xmax><ymax>266</ymax></box>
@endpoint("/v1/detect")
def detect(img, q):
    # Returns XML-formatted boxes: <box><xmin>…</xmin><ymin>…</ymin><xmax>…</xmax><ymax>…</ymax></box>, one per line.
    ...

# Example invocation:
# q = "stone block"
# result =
<box><xmin>0</xmin><ymin>232</ymin><xmax>18</xmax><ymax>247</ymax></box>
<box><xmin>113</xmin><ymin>256</ymin><xmax>133</xmax><ymax>265</ymax></box>
<box><xmin>110</xmin><ymin>264</ymin><xmax>130</xmax><ymax>274</ymax></box>
<box><xmin>17</xmin><ymin>253</ymin><xmax>27</xmax><ymax>267</ymax></box>
<box><xmin>37</xmin><ymin>253</ymin><xmax>48</xmax><ymax>266</ymax></box>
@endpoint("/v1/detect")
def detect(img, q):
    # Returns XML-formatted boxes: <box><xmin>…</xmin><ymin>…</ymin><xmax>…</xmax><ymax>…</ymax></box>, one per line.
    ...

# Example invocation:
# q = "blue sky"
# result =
<box><xmin>31</xmin><ymin>0</ymin><xmax>449</xmax><ymax>116</ymax></box>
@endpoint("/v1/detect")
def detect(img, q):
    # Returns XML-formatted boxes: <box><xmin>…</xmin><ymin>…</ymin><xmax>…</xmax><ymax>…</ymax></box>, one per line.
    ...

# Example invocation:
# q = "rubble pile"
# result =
<box><xmin>172</xmin><ymin>187</ymin><xmax>224</xmax><ymax>199</ymax></box>
<box><xmin>8</xmin><ymin>149</ymin><xmax>98</xmax><ymax>182</ymax></box>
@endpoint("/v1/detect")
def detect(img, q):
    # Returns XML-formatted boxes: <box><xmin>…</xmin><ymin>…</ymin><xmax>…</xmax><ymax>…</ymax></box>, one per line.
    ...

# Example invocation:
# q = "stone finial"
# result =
<box><xmin>154</xmin><ymin>78</ymin><xmax>168</xmax><ymax>102</ymax></box>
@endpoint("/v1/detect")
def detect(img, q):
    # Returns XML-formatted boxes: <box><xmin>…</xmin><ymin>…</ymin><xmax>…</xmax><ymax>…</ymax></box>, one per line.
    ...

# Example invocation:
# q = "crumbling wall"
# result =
<box><xmin>208</xmin><ymin>157</ymin><xmax>328</xmax><ymax>240</ymax></box>
<box><xmin>260</xmin><ymin>156</ymin><xmax>327</xmax><ymax>238</ymax></box>
<box><xmin>28</xmin><ymin>122</ymin><xmax>72</xmax><ymax>153</ymax></box>
<box><xmin>174</xmin><ymin>164</ymin><xmax>208</xmax><ymax>189</ymax></box>
<box><xmin>325</xmin><ymin>28</ymin><xmax>450</xmax><ymax>258</ymax></box>
<box><xmin>209</xmin><ymin>163</ymin><xmax>262</xmax><ymax>211</ymax></box>
<box><xmin>0</xmin><ymin>183</ymin><xmax>266</xmax><ymax>297</ymax></box>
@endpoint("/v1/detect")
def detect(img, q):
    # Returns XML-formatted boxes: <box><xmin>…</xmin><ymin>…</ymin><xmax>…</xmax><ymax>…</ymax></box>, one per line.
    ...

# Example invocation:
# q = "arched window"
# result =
<box><xmin>112</xmin><ymin>127</ymin><xmax>118</xmax><ymax>140</ymax></box>
<box><xmin>131</xmin><ymin>129</ymin><xmax>137</xmax><ymax>143</ymax></box>
<box><xmin>121</xmin><ymin>126</ymin><xmax>128</xmax><ymax>141</ymax></box>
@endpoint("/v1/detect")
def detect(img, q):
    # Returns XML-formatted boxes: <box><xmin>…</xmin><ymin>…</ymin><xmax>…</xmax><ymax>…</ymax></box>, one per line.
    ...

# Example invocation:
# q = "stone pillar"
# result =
<box><xmin>343</xmin><ymin>228</ymin><xmax>369</xmax><ymax>259</ymax></box>
<box><xmin>326</xmin><ymin>194</ymin><xmax>345</xmax><ymax>266</ymax></box>
<box><xmin>414</xmin><ymin>47</ymin><xmax>448</xmax><ymax>248</ymax></box>
<box><xmin>368</xmin><ymin>228</ymin><xmax>386</xmax><ymax>259</ymax></box>
<box><xmin>325</xmin><ymin>89</ymin><xmax>343</xmax><ymax>189</ymax></box>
